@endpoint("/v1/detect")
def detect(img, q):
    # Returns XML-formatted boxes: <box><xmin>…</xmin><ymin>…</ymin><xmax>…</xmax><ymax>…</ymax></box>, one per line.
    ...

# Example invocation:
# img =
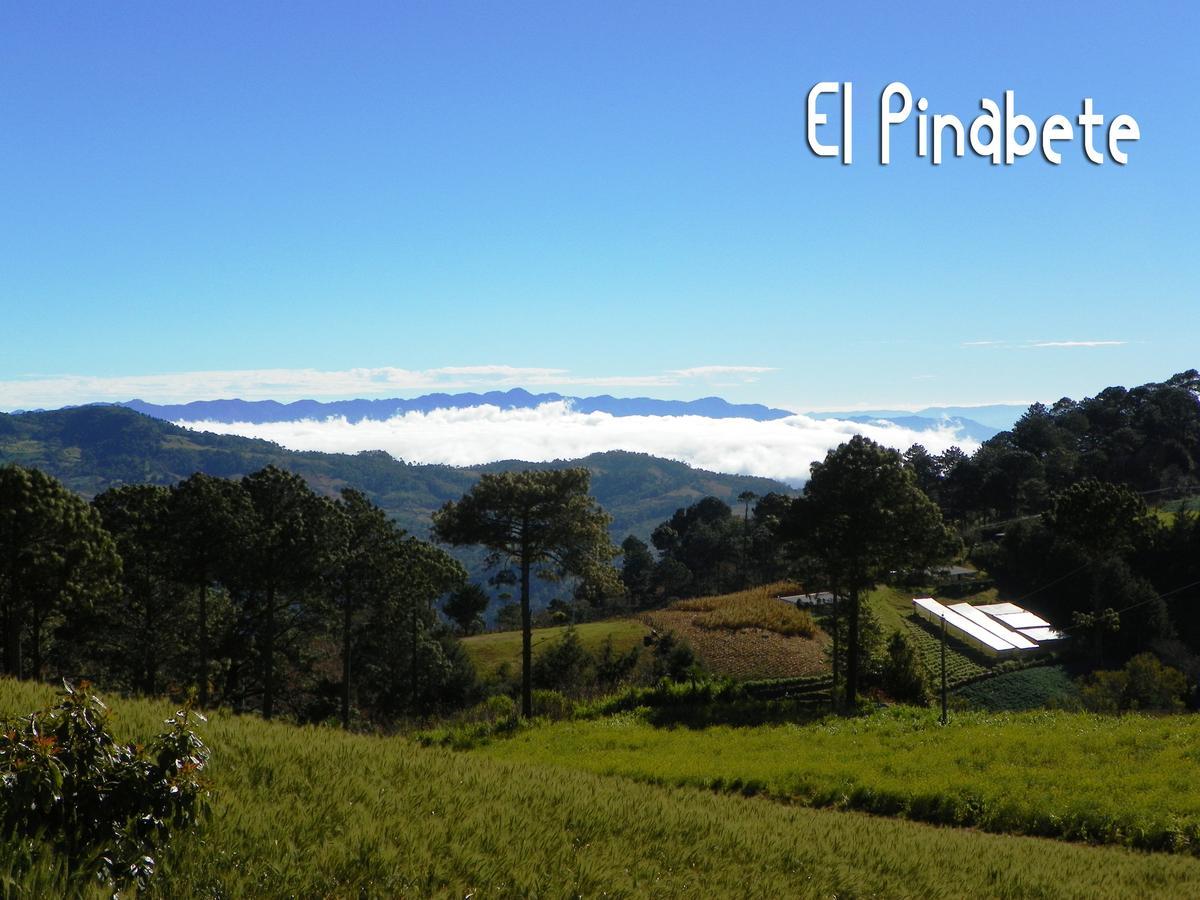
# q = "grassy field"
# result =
<box><xmin>479</xmin><ymin>707</ymin><xmax>1200</xmax><ymax>854</ymax></box>
<box><xmin>6</xmin><ymin>680</ymin><xmax>1200</xmax><ymax>898</ymax></box>
<box><xmin>461</xmin><ymin>618</ymin><xmax>649</xmax><ymax>677</ymax></box>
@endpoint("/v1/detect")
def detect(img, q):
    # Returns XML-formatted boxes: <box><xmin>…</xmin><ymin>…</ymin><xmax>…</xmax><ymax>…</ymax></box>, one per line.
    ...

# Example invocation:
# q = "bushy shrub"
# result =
<box><xmin>531</xmin><ymin>689</ymin><xmax>574</xmax><ymax>720</ymax></box>
<box><xmin>594</xmin><ymin>636</ymin><xmax>641</xmax><ymax>688</ymax></box>
<box><xmin>531</xmin><ymin>626</ymin><xmax>593</xmax><ymax>693</ymax></box>
<box><xmin>466</xmin><ymin>694</ymin><xmax>518</xmax><ymax>725</ymax></box>
<box><xmin>651</xmin><ymin>631</ymin><xmax>699</xmax><ymax>682</ymax></box>
<box><xmin>880</xmin><ymin>630</ymin><xmax>931</xmax><ymax>705</ymax></box>
<box><xmin>0</xmin><ymin>682</ymin><xmax>209</xmax><ymax>891</ymax></box>
<box><xmin>1079</xmin><ymin>653</ymin><xmax>1188</xmax><ymax>712</ymax></box>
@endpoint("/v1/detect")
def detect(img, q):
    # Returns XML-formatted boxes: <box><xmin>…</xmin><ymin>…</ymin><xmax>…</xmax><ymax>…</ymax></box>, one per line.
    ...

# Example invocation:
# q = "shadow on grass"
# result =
<box><xmin>641</xmin><ymin>698</ymin><xmax>832</xmax><ymax>729</ymax></box>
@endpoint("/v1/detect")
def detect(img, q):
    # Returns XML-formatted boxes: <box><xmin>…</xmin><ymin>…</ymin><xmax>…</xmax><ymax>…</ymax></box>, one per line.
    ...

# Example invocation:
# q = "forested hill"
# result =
<box><xmin>0</xmin><ymin>405</ymin><xmax>790</xmax><ymax>541</ymax></box>
<box><xmin>925</xmin><ymin>369</ymin><xmax>1200</xmax><ymax>522</ymax></box>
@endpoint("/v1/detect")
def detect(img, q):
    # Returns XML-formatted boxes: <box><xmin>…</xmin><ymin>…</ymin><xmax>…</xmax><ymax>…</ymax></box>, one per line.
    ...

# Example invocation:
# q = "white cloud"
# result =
<box><xmin>1030</xmin><ymin>340</ymin><xmax>1127</xmax><ymax>349</ymax></box>
<box><xmin>962</xmin><ymin>339</ymin><xmax>1127</xmax><ymax>350</ymax></box>
<box><xmin>668</xmin><ymin>365</ymin><xmax>777</xmax><ymax>380</ymax></box>
<box><xmin>177</xmin><ymin>402</ymin><xmax>979</xmax><ymax>485</ymax></box>
<box><xmin>428</xmin><ymin>365</ymin><xmax>568</xmax><ymax>379</ymax></box>
<box><xmin>0</xmin><ymin>364</ymin><xmax>773</xmax><ymax>410</ymax></box>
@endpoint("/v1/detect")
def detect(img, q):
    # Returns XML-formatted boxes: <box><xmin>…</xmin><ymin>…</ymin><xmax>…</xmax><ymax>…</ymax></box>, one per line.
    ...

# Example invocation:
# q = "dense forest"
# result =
<box><xmin>0</xmin><ymin>465</ymin><xmax>474</xmax><ymax>726</ymax></box>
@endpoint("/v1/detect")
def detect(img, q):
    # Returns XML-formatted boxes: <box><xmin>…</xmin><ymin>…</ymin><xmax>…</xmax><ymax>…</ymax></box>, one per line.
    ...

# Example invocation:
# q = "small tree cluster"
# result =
<box><xmin>530</xmin><ymin>627</ymin><xmax>640</xmax><ymax>695</ymax></box>
<box><xmin>878</xmin><ymin>630</ymin><xmax>931</xmax><ymax>705</ymax></box>
<box><xmin>1079</xmin><ymin>653</ymin><xmax>1189</xmax><ymax>712</ymax></box>
<box><xmin>650</xmin><ymin>631</ymin><xmax>699</xmax><ymax>682</ymax></box>
<box><xmin>636</xmin><ymin>493</ymin><xmax>794</xmax><ymax>603</ymax></box>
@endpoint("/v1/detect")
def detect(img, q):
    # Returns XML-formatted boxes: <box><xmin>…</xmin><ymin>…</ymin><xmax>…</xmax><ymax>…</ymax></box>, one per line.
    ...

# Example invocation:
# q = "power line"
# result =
<box><xmin>961</xmin><ymin>485</ymin><xmax>1197</xmax><ymax>533</ymax></box>
<box><xmin>1010</xmin><ymin>560</ymin><xmax>1092</xmax><ymax>605</ymax></box>
<box><xmin>1059</xmin><ymin>576</ymin><xmax>1200</xmax><ymax>634</ymax></box>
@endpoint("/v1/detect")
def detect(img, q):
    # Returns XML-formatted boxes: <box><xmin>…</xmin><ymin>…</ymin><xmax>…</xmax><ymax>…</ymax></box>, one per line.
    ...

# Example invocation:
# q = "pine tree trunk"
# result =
<box><xmin>1</xmin><ymin>604</ymin><xmax>13</xmax><ymax>677</ymax></box>
<box><xmin>831</xmin><ymin>591</ymin><xmax>840</xmax><ymax>711</ymax></box>
<box><xmin>144</xmin><ymin>611</ymin><xmax>156</xmax><ymax>694</ymax></box>
<box><xmin>341</xmin><ymin>599</ymin><xmax>352</xmax><ymax>729</ymax></box>
<box><xmin>198</xmin><ymin>581</ymin><xmax>209</xmax><ymax>706</ymax></box>
<box><xmin>520</xmin><ymin>552</ymin><xmax>532</xmax><ymax>718</ymax></box>
<box><xmin>263</xmin><ymin>584</ymin><xmax>276</xmax><ymax>720</ymax></box>
<box><xmin>410</xmin><ymin>597</ymin><xmax>419</xmax><ymax>709</ymax></box>
<box><xmin>845</xmin><ymin>584</ymin><xmax>860</xmax><ymax>707</ymax></box>
<box><xmin>29</xmin><ymin>614</ymin><xmax>41</xmax><ymax>681</ymax></box>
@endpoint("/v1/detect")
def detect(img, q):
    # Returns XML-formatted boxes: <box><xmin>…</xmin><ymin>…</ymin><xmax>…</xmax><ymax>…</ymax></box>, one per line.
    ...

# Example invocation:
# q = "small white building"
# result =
<box><xmin>778</xmin><ymin>591</ymin><xmax>836</xmax><ymax>608</ymax></box>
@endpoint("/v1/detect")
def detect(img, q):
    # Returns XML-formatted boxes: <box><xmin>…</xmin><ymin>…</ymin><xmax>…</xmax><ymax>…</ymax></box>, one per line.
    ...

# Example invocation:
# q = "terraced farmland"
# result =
<box><xmin>868</xmin><ymin>585</ymin><xmax>995</xmax><ymax>687</ymax></box>
<box><xmin>954</xmin><ymin>665</ymin><xmax>1081</xmax><ymax>711</ymax></box>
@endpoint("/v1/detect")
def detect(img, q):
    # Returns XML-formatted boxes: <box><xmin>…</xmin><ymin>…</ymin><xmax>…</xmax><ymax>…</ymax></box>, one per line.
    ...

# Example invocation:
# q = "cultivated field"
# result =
<box><xmin>4</xmin><ymin>679</ymin><xmax>1200</xmax><ymax>898</ymax></box>
<box><xmin>646</xmin><ymin>583</ymin><xmax>829</xmax><ymax>679</ymax></box>
<box><xmin>1152</xmin><ymin>496</ymin><xmax>1200</xmax><ymax>523</ymax></box>
<box><xmin>479</xmin><ymin>706</ymin><xmax>1200</xmax><ymax>853</ymax></box>
<box><xmin>869</xmin><ymin>585</ymin><xmax>1003</xmax><ymax>686</ymax></box>
<box><xmin>954</xmin><ymin>665</ymin><xmax>1081</xmax><ymax>711</ymax></box>
<box><xmin>668</xmin><ymin>583</ymin><xmax>816</xmax><ymax>637</ymax></box>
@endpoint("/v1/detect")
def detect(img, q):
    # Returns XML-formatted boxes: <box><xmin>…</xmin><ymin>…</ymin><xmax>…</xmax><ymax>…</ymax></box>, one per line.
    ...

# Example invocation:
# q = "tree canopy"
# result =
<box><xmin>432</xmin><ymin>468</ymin><xmax>618</xmax><ymax>716</ymax></box>
<box><xmin>0</xmin><ymin>465</ymin><xmax>120</xmax><ymax>679</ymax></box>
<box><xmin>799</xmin><ymin>436</ymin><xmax>958</xmax><ymax>705</ymax></box>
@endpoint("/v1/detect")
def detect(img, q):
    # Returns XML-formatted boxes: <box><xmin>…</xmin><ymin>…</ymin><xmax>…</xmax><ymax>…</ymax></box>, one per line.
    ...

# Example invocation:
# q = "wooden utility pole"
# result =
<box><xmin>940</xmin><ymin>612</ymin><xmax>948</xmax><ymax>725</ymax></box>
<box><xmin>830</xmin><ymin>591</ymin><xmax>840</xmax><ymax>712</ymax></box>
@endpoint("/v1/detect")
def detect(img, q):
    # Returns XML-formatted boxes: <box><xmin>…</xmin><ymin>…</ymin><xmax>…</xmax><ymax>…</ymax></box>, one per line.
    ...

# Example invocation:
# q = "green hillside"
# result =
<box><xmin>0</xmin><ymin>406</ymin><xmax>789</xmax><ymax>541</ymax></box>
<box><xmin>5</xmin><ymin>679</ymin><xmax>1200</xmax><ymax>899</ymax></box>
<box><xmin>462</xmin><ymin>619</ymin><xmax>650</xmax><ymax>679</ymax></box>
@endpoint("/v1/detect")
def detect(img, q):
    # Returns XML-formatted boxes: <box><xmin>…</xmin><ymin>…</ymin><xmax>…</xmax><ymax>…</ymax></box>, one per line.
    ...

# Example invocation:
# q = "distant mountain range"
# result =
<box><xmin>808</xmin><ymin>405</ymin><xmax>1025</xmax><ymax>433</ymax></box>
<box><xmin>120</xmin><ymin>390</ymin><xmax>794</xmax><ymax>424</ymax></box>
<box><xmin>0</xmin><ymin>405</ymin><xmax>788</xmax><ymax>543</ymax></box>
<box><xmin>115</xmin><ymin>389</ymin><xmax>1013</xmax><ymax>441</ymax></box>
<box><xmin>805</xmin><ymin>411</ymin><xmax>1013</xmax><ymax>443</ymax></box>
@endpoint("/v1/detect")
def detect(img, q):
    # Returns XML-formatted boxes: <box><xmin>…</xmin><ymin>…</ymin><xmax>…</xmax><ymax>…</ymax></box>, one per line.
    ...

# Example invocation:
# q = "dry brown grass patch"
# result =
<box><xmin>669</xmin><ymin>582</ymin><xmax>816</xmax><ymax>638</ymax></box>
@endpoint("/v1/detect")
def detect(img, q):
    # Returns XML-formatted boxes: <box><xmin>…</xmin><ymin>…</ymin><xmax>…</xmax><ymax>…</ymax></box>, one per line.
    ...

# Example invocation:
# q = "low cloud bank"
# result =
<box><xmin>179</xmin><ymin>402</ymin><xmax>978</xmax><ymax>485</ymax></box>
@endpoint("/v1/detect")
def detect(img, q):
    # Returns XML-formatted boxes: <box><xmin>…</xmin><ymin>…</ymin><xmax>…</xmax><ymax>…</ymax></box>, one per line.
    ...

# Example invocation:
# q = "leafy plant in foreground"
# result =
<box><xmin>0</xmin><ymin>682</ymin><xmax>209</xmax><ymax>891</ymax></box>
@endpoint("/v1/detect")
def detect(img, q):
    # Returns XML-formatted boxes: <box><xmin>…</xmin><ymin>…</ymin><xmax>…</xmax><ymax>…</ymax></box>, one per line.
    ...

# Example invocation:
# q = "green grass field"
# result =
<box><xmin>461</xmin><ymin>618</ymin><xmax>649</xmax><ymax>677</ymax></box>
<box><xmin>479</xmin><ymin>706</ymin><xmax>1200</xmax><ymax>854</ymax></box>
<box><xmin>6</xmin><ymin>679</ymin><xmax>1200</xmax><ymax>898</ymax></box>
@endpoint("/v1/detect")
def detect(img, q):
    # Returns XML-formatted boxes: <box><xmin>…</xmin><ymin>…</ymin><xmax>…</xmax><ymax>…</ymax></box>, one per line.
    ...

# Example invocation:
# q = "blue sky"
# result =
<box><xmin>1</xmin><ymin>1</ymin><xmax>1196</xmax><ymax>412</ymax></box>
